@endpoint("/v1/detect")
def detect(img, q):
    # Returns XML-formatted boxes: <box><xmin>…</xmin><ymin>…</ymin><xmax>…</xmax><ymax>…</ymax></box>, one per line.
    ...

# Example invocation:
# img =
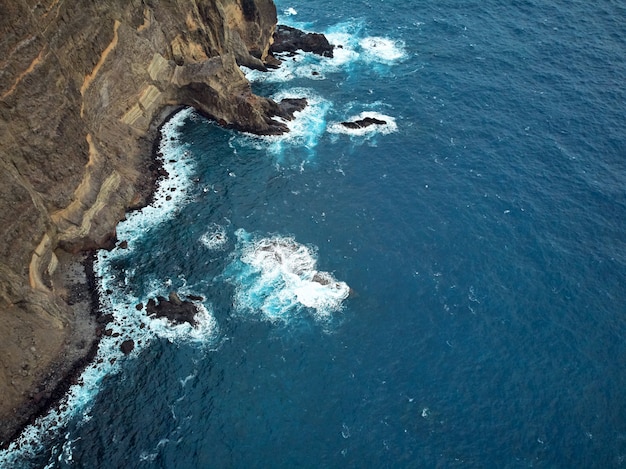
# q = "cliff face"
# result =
<box><xmin>0</xmin><ymin>0</ymin><xmax>288</xmax><ymax>443</ymax></box>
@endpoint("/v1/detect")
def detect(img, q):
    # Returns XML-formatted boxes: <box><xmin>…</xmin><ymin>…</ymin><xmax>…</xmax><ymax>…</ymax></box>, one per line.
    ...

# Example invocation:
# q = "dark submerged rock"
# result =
<box><xmin>270</xmin><ymin>25</ymin><xmax>334</xmax><ymax>58</ymax></box>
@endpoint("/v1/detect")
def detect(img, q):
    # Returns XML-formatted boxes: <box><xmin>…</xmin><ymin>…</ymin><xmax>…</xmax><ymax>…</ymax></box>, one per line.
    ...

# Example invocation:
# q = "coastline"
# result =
<box><xmin>0</xmin><ymin>106</ymin><xmax>184</xmax><ymax>449</ymax></box>
<box><xmin>0</xmin><ymin>10</ymin><xmax>324</xmax><ymax>451</ymax></box>
<box><xmin>1</xmin><ymin>97</ymin><xmax>309</xmax><ymax>450</ymax></box>
<box><xmin>0</xmin><ymin>0</ymin><xmax>303</xmax><ymax>454</ymax></box>
<box><xmin>0</xmin><ymin>252</ymin><xmax>101</xmax><ymax>448</ymax></box>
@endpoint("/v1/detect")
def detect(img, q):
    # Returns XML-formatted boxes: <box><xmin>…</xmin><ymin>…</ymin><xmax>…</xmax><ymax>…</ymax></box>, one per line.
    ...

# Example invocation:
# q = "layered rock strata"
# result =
<box><xmin>0</xmin><ymin>0</ymin><xmax>294</xmax><ymax>444</ymax></box>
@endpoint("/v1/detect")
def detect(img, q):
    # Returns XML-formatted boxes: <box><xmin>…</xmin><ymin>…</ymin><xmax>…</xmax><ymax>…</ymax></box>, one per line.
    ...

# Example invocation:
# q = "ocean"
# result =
<box><xmin>2</xmin><ymin>0</ymin><xmax>626</xmax><ymax>467</ymax></box>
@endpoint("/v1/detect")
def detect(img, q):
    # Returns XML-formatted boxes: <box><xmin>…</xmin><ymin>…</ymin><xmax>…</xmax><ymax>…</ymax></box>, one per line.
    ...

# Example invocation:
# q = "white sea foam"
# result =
<box><xmin>200</xmin><ymin>223</ymin><xmax>228</xmax><ymax>250</ymax></box>
<box><xmin>283</xmin><ymin>7</ymin><xmax>297</xmax><ymax>16</ymax></box>
<box><xmin>114</xmin><ymin>107</ymin><xmax>196</xmax><ymax>251</ymax></box>
<box><xmin>243</xmin><ymin>52</ymin><xmax>330</xmax><ymax>82</ymax></box>
<box><xmin>359</xmin><ymin>36</ymin><xmax>407</xmax><ymax>63</ymax></box>
<box><xmin>326</xmin><ymin>21</ymin><xmax>407</xmax><ymax>65</ymax></box>
<box><xmin>0</xmin><ymin>107</ymin><xmax>217</xmax><ymax>467</ymax></box>
<box><xmin>328</xmin><ymin>111</ymin><xmax>398</xmax><ymax>136</ymax></box>
<box><xmin>225</xmin><ymin>229</ymin><xmax>350</xmax><ymax>322</ymax></box>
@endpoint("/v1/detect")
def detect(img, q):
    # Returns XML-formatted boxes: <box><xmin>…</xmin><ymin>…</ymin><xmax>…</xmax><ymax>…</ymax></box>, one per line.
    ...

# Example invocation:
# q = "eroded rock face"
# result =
<box><xmin>0</xmin><ymin>0</ymin><xmax>286</xmax><ymax>444</ymax></box>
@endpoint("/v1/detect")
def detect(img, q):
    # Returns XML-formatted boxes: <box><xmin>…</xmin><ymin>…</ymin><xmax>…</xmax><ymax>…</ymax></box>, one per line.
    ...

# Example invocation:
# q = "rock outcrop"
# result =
<box><xmin>270</xmin><ymin>25</ymin><xmax>334</xmax><ymax>58</ymax></box>
<box><xmin>340</xmin><ymin>116</ymin><xmax>388</xmax><ymax>129</ymax></box>
<box><xmin>146</xmin><ymin>292</ymin><xmax>200</xmax><ymax>326</ymax></box>
<box><xmin>0</xmin><ymin>0</ymin><xmax>293</xmax><ymax>445</ymax></box>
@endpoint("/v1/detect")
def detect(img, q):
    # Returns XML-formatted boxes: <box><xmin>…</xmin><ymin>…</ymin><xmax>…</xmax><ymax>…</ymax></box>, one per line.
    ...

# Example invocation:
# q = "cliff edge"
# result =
<box><xmin>0</xmin><ymin>0</ymin><xmax>291</xmax><ymax>444</ymax></box>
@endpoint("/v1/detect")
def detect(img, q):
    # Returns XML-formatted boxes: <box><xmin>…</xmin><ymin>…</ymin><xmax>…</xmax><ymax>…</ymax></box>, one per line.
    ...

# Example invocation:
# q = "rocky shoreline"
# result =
<box><xmin>1</xmin><ymin>95</ymin><xmax>304</xmax><ymax>447</ymax></box>
<box><xmin>1</xmin><ymin>104</ymin><xmax>199</xmax><ymax>447</ymax></box>
<box><xmin>0</xmin><ymin>252</ymin><xmax>100</xmax><ymax>448</ymax></box>
<box><xmin>0</xmin><ymin>0</ymin><xmax>332</xmax><ymax>448</ymax></box>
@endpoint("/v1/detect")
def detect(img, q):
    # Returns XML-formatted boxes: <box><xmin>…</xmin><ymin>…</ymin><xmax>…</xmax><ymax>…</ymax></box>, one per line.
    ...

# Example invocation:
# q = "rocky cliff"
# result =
<box><xmin>0</xmin><ymin>0</ymin><xmax>295</xmax><ymax>444</ymax></box>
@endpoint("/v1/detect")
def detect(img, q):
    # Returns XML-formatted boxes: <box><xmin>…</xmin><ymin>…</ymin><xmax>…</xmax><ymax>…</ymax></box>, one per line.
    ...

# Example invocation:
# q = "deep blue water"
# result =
<box><xmin>3</xmin><ymin>0</ymin><xmax>626</xmax><ymax>467</ymax></box>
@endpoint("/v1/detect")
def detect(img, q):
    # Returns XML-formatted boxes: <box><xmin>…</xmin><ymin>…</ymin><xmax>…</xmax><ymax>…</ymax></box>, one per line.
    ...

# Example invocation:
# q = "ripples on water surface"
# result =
<box><xmin>2</xmin><ymin>0</ymin><xmax>626</xmax><ymax>467</ymax></box>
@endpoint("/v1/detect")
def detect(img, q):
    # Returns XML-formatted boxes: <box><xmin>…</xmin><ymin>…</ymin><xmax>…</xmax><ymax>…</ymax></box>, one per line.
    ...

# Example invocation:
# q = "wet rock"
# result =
<box><xmin>97</xmin><ymin>313</ymin><xmax>114</xmax><ymax>325</ymax></box>
<box><xmin>168</xmin><ymin>291</ymin><xmax>183</xmax><ymax>306</ymax></box>
<box><xmin>270</xmin><ymin>25</ymin><xmax>334</xmax><ymax>58</ymax></box>
<box><xmin>312</xmin><ymin>273</ymin><xmax>331</xmax><ymax>285</ymax></box>
<box><xmin>277</xmin><ymin>98</ymin><xmax>308</xmax><ymax>119</ymax></box>
<box><xmin>120</xmin><ymin>340</ymin><xmax>134</xmax><ymax>355</ymax></box>
<box><xmin>146</xmin><ymin>295</ymin><xmax>198</xmax><ymax>326</ymax></box>
<box><xmin>340</xmin><ymin>117</ymin><xmax>387</xmax><ymax>129</ymax></box>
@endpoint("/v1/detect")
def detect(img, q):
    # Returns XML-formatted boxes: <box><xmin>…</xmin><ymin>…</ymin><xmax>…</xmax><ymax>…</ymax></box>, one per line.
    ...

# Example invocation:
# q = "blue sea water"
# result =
<box><xmin>3</xmin><ymin>0</ymin><xmax>626</xmax><ymax>467</ymax></box>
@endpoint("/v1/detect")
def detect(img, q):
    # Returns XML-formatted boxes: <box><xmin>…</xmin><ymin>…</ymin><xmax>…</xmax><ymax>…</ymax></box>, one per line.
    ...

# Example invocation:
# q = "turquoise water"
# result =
<box><xmin>3</xmin><ymin>0</ymin><xmax>626</xmax><ymax>467</ymax></box>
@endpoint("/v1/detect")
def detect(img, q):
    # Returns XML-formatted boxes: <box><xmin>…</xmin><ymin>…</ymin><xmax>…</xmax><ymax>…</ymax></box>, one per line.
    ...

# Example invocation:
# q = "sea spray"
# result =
<box><xmin>243</xmin><ymin>20</ymin><xmax>406</xmax><ymax>84</ymax></box>
<box><xmin>223</xmin><ymin>229</ymin><xmax>350</xmax><ymax>322</ymax></box>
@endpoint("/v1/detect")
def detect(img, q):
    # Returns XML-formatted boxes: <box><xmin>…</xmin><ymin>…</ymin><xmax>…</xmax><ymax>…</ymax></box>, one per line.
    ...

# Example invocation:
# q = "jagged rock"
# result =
<box><xmin>146</xmin><ymin>296</ymin><xmax>199</xmax><ymax>326</ymax></box>
<box><xmin>340</xmin><ymin>117</ymin><xmax>388</xmax><ymax>129</ymax></box>
<box><xmin>270</xmin><ymin>25</ymin><xmax>334</xmax><ymax>58</ymax></box>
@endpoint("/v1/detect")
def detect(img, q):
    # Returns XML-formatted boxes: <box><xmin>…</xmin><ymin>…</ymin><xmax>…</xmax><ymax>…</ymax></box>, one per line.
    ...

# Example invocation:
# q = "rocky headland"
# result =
<box><xmin>0</xmin><ymin>0</ymin><xmax>306</xmax><ymax>445</ymax></box>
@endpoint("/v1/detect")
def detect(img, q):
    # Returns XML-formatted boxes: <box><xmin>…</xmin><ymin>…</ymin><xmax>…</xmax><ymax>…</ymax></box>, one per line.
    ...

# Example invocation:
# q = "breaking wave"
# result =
<box><xmin>223</xmin><ymin>229</ymin><xmax>350</xmax><ymax>322</ymax></box>
<box><xmin>200</xmin><ymin>223</ymin><xmax>228</xmax><ymax>250</ymax></box>
<box><xmin>243</xmin><ymin>19</ymin><xmax>406</xmax><ymax>84</ymax></box>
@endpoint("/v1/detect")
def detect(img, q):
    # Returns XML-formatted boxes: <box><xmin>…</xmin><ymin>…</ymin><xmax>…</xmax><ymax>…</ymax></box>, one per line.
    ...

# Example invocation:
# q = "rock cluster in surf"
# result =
<box><xmin>145</xmin><ymin>292</ymin><xmax>202</xmax><ymax>327</ymax></box>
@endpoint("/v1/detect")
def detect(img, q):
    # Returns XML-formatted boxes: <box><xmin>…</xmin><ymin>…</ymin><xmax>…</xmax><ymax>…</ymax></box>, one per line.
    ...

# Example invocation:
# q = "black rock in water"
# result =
<box><xmin>270</xmin><ymin>25</ymin><xmax>334</xmax><ymax>58</ymax></box>
<box><xmin>120</xmin><ymin>340</ymin><xmax>135</xmax><ymax>355</ymax></box>
<box><xmin>146</xmin><ymin>294</ymin><xmax>199</xmax><ymax>326</ymax></box>
<box><xmin>340</xmin><ymin>117</ymin><xmax>387</xmax><ymax>129</ymax></box>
